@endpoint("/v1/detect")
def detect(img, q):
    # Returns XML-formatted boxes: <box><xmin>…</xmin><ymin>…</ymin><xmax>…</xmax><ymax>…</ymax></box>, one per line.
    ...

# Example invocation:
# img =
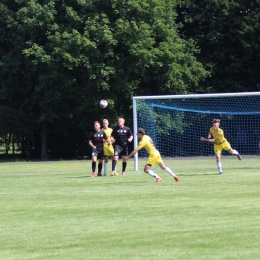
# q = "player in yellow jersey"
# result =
<box><xmin>200</xmin><ymin>119</ymin><xmax>241</xmax><ymax>175</ymax></box>
<box><xmin>102</xmin><ymin>119</ymin><xmax>115</xmax><ymax>176</ymax></box>
<box><xmin>126</xmin><ymin>128</ymin><xmax>179</xmax><ymax>183</ymax></box>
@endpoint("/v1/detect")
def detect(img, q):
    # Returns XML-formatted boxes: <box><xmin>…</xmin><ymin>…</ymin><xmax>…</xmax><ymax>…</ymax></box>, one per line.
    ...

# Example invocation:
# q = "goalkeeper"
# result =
<box><xmin>200</xmin><ymin>118</ymin><xmax>241</xmax><ymax>175</ymax></box>
<box><xmin>126</xmin><ymin>128</ymin><xmax>180</xmax><ymax>183</ymax></box>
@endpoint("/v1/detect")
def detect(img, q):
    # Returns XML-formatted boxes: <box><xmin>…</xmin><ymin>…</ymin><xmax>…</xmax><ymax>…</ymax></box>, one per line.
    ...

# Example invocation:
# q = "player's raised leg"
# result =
<box><xmin>144</xmin><ymin>165</ymin><xmax>162</xmax><ymax>182</ymax></box>
<box><xmin>228</xmin><ymin>148</ymin><xmax>242</xmax><ymax>160</ymax></box>
<box><xmin>158</xmin><ymin>162</ymin><xmax>179</xmax><ymax>181</ymax></box>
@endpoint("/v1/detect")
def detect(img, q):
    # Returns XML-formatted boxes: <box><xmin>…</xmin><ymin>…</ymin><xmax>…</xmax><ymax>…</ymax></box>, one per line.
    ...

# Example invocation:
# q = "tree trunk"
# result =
<box><xmin>12</xmin><ymin>133</ymin><xmax>15</xmax><ymax>154</ymax></box>
<box><xmin>41</xmin><ymin>122</ymin><xmax>48</xmax><ymax>160</ymax></box>
<box><xmin>5</xmin><ymin>133</ymin><xmax>11</xmax><ymax>155</ymax></box>
<box><xmin>26</xmin><ymin>132</ymin><xmax>32</xmax><ymax>160</ymax></box>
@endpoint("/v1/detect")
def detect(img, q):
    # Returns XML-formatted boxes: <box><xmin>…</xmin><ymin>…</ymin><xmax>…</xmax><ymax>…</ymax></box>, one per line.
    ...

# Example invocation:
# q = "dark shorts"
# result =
<box><xmin>91</xmin><ymin>150</ymin><xmax>103</xmax><ymax>160</ymax></box>
<box><xmin>114</xmin><ymin>145</ymin><xmax>128</xmax><ymax>156</ymax></box>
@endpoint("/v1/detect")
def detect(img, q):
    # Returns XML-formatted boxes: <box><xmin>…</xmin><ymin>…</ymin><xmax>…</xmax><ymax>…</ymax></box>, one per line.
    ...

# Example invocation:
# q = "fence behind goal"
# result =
<box><xmin>132</xmin><ymin>92</ymin><xmax>260</xmax><ymax>173</ymax></box>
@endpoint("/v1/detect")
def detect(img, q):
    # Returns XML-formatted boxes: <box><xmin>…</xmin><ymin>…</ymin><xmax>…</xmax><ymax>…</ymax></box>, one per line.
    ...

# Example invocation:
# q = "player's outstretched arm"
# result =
<box><xmin>200</xmin><ymin>137</ymin><xmax>216</xmax><ymax>143</ymax></box>
<box><xmin>126</xmin><ymin>149</ymin><xmax>138</xmax><ymax>160</ymax></box>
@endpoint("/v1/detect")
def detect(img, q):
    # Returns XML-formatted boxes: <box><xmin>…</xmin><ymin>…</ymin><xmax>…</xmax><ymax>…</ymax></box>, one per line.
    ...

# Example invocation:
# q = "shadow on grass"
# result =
<box><xmin>66</xmin><ymin>175</ymin><xmax>91</xmax><ymax>178</ymax></box>
<box><xmin>178</xmin><ymin>173</ymin><xmax>219</xmax><ymax>176</ymax></box>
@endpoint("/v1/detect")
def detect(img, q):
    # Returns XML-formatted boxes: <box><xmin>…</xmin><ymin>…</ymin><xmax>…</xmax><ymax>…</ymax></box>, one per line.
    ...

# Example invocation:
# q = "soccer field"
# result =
<box><xmin>0</xmin><ymin>159</ymin><xmax>259</xmax><ymax>260</ymax></box>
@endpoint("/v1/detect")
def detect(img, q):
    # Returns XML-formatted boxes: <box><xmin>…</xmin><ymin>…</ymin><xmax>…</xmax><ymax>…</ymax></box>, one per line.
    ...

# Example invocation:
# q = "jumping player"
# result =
<box><xmin>200</xmin><ymin>118</ymin><xmax>241</xmax><ymax>175</ymax></box>
<box><xmin>89</xmin><ymin>121</ymin><xmax>109</xmax><ymax>177</ymax></box>
<box><xmin>110</xmin><ymin>117</ymin><xmax>133</xmax><ymax>176</ymax></box>
<box><xmin>126</xmin><ymin>128</ymin><xmax>180</xmax><ymax>183</ymax></box>
<box><xmin>101</xmin><ymin>119</ymin><xmax>115</xmax><ymax>176</ymax></box>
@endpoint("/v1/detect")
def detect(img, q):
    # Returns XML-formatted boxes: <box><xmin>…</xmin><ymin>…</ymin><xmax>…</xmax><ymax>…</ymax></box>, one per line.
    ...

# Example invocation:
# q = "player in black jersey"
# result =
<box><xmin>110</xmin><ymin>118</ymin><xmax>133</xmax><ymax>176</ymax></box>
<box><xmin>89</xmin><ymin>121</ymin><xmax>109</xmax><ymax>177</ymax></box>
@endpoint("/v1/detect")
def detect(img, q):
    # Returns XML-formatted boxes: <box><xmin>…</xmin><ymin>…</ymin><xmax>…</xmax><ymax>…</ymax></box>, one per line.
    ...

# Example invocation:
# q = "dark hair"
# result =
<box><xmin>137</xmin><ymin>128</ymin><xmax>145</xmax><ymax>135</ymax></box>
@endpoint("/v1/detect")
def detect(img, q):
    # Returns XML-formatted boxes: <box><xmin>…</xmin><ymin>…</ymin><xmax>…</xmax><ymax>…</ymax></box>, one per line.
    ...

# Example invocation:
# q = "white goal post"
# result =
<box><xmin>132</xmin><ymin>92</ymin><xmax>260</xmax><ymax>171</ymax></box>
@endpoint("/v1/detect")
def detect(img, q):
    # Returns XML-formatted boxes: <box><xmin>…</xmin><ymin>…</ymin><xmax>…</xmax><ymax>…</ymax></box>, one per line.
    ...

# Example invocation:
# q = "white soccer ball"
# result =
<box><xmin>100</xmin><ymin>99</ymin><xmax>108</xmax><ymax>108</ymax></box>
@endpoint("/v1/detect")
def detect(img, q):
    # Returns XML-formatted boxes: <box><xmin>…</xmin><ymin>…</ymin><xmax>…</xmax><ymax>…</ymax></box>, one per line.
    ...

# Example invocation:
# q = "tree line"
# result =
<box><xmin>0</xmin><ymin>0</ymin><xmax>259</xmax><ymax>159</ymax></box>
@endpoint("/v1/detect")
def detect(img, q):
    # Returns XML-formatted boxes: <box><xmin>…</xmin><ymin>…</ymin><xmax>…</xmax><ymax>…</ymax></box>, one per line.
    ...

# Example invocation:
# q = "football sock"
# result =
<box><xmin>217</xmin><ymin>162</ymin><xmax>222</xmax><ymax>173</ymax></box>
<box><xmin>112</xmin><ymin>160</ymin><xmax>117</xmax><ymax>172</ymax></box>
<box><xmin>148</xmin><ymin>170</ymin><xmax>160</xmax><ymax>179</ymax></box>
<box><xmin>232</xmin><ymin>149</ymin><xmax>238</xmax><ymax>155</ymax></box>
<box><xmin>104</xmin><ymin>162</ymin><xmax>108</xmax><ymax>174</ymax></box>
<box><xmin>165</xmin><ymin>167</ymin><xmax>176</xmax><ymax>177</ymax></box>
<box><xmin>98</xmin><ymin>162</ymin><xmax>102</xmax><ymax>173</ymax></box>
<box><xmin>122</xmin><ymin>162</ymin><xmax>127</xmax><ymax>172</ymax></box>
<box><xmin>92</xmin><ymin>161</ymin><xmax>96</xmax><ymax>172</ymax></box>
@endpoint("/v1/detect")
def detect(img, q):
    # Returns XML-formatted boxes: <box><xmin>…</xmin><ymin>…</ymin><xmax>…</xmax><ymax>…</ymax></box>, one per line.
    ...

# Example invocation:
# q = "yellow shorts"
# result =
<box><xmin>103</xmin><ymin>144</ymin><xmax>114</xmax><ymax>157</ymax></box>
<box><xmin>146</xmin><ymin>150</ymin><xmax>163</xmax><ymax>167</ymax></box>
<box><xmin>214</xmin><ymin>141</ymin><xmax>231</xmax><ymax>154</ymax></box>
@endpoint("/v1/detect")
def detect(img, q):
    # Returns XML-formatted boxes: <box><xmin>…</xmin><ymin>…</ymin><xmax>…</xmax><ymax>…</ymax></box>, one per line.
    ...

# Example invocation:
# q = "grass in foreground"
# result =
<box><xmin>0</xmin><ymin>159</ymin><xmax>260</xmax><ymax>260</ymax></box>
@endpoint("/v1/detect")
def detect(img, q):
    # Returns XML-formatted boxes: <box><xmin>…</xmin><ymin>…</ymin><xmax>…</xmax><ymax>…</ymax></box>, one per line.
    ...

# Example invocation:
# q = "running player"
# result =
<box><xmin>200</xmin><ymin>118</ymin><xmax>241</xmax><ymax>175</ymax></box>
<box><xmin>89</xmin><ymin>121</ymin><xmax>109</xmax><ymax>177</ymax></box>
<box><xmin>110</xmin><ymin>117</ymin><xmax>133</xmax><ymax>176</ymax></box>
<box><xmin>126</xmin><ymin>128</ymin><xmax>180</xmax><ymax>183</ymax></box>
<box><xmin>101</xmin><ymin>119</ymin><xmax>115</xmax><ymax>176</ymax></box>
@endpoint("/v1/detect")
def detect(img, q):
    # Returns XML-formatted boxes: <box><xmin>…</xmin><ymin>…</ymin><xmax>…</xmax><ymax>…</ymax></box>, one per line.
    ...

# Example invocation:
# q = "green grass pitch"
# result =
<box><xmin>0</xmin><ymin>158</ymin><xmax>260</xmax><ymax>260</ymax></box>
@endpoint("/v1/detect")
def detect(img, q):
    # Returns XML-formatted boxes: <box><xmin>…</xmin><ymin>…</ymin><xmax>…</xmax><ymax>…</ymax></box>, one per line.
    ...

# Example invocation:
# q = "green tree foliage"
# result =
<box><xmin>177</xmin><ymin>0</ymin><xmax>260</xmax><ymax>92</ymax></box>
<box><xmin>105</xmin><ymin>0</ymin><xmax>208</xmax><ymax>96</ymax></box>
<box><xmin>0</xmin><ymin>0</ymin><xmax>208</xmax><ymax>159</ymax></box>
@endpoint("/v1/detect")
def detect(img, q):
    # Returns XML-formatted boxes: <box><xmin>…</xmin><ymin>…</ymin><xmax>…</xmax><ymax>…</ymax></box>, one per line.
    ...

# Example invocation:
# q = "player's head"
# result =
<box><xmin>94</xmin><ymin>121</ymin><xmax>101</xmax><ymax>131</ymax></box>
<box><xmin>212</xmin><ymin>119</ymin><xmax>220</xmax><ymax>129</ymax></box>
<box><xmin>103</xmin><ymin>119</ymin><xmax>109</xmax><ymax>128</ymax></box>
<box><xmin>137</xmin><ymin>128</ymin><xmax>145</xmax><ymax>137</ymax></box>
<box><xmin>118</xmin><ymin>117</ymin><xmax>125</xmax><ymax>127</ymax></box>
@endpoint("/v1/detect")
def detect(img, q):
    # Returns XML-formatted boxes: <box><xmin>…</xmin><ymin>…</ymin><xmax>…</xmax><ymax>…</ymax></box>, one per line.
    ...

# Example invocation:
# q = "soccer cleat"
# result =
<box><xmin>219</xmin><ymin>172</ymin><xmax>223</xmax><ymax>175</ymax></box>
<box><xmin>104</xmin><ymin>173</ymin><xmax>107</xmax><ymax>176</ymax></box>
<box><xmin>156</xmin><ymin>178</ymin><xmax>162</xmax><ymax>182</ymax></box>
<box><xmin>122</xmin><ymin>172</ymin><xmax>125</xmax><ymax>176</ymax></box>
<box><xmin>114</xmin><ymin>172</ymin><xmax>118</xmax><ymax>176</ymax></box>
<box><xmin>97</xmin><ymin>172</ymin><xmax>102</xmax><ymax>176</ymax></box>
<box><xmin>174</xmin><ymin>176</ymin><xmax>180</xmax><ymax>182</ymax></box>
<box><xmin>91</xmin><ymin>172</ymin><xmax>95</xmax><ymax>178</ymax></box>
<box><xmin>237</xmin><ymin>153</ymin><xmax>242</xmax><ymax>160</ymax></box>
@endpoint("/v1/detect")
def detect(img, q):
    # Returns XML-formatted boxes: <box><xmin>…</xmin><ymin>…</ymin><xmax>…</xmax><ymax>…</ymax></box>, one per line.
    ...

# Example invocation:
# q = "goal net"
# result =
<box><xmin>132</xmin><ymin>92</ymin><xmax>260</xmax><ymax>173</ymax></box>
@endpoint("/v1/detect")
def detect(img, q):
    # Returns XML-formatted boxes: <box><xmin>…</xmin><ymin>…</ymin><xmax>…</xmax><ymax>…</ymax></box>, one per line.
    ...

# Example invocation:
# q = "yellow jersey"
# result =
<box><xmin>210</xmin><ymin>127</ymin><xmax>227</xmax><ymax>145</ymax></box>
<box><xmin>136</xmin><ymin>135</ymin><xmax>157</xmax><ymax>154</ymax></box>
<box><xmin>102</xmin><ymin>127</ymin><xmax>113</xmax><ymax>148</ymax></box>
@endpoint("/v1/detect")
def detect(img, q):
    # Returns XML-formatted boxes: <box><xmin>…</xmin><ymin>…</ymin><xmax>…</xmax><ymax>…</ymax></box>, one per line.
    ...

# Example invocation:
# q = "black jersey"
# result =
<box><xmin>89</xmin><ymin>130</ymin><xmax>108</xmax><ymax>152</ymax></box>
<box><xmin>112</xmin><ymin>126</ymin><xmax>133</xmax><ymax>147</ymax></box>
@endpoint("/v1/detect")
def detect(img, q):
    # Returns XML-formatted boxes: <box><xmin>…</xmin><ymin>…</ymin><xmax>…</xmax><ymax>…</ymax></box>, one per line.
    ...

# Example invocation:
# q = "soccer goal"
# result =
<box><xmin>132</xmin><ymin>92</ymin><xmax>260</xmax><ymax>172</ymax></box>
